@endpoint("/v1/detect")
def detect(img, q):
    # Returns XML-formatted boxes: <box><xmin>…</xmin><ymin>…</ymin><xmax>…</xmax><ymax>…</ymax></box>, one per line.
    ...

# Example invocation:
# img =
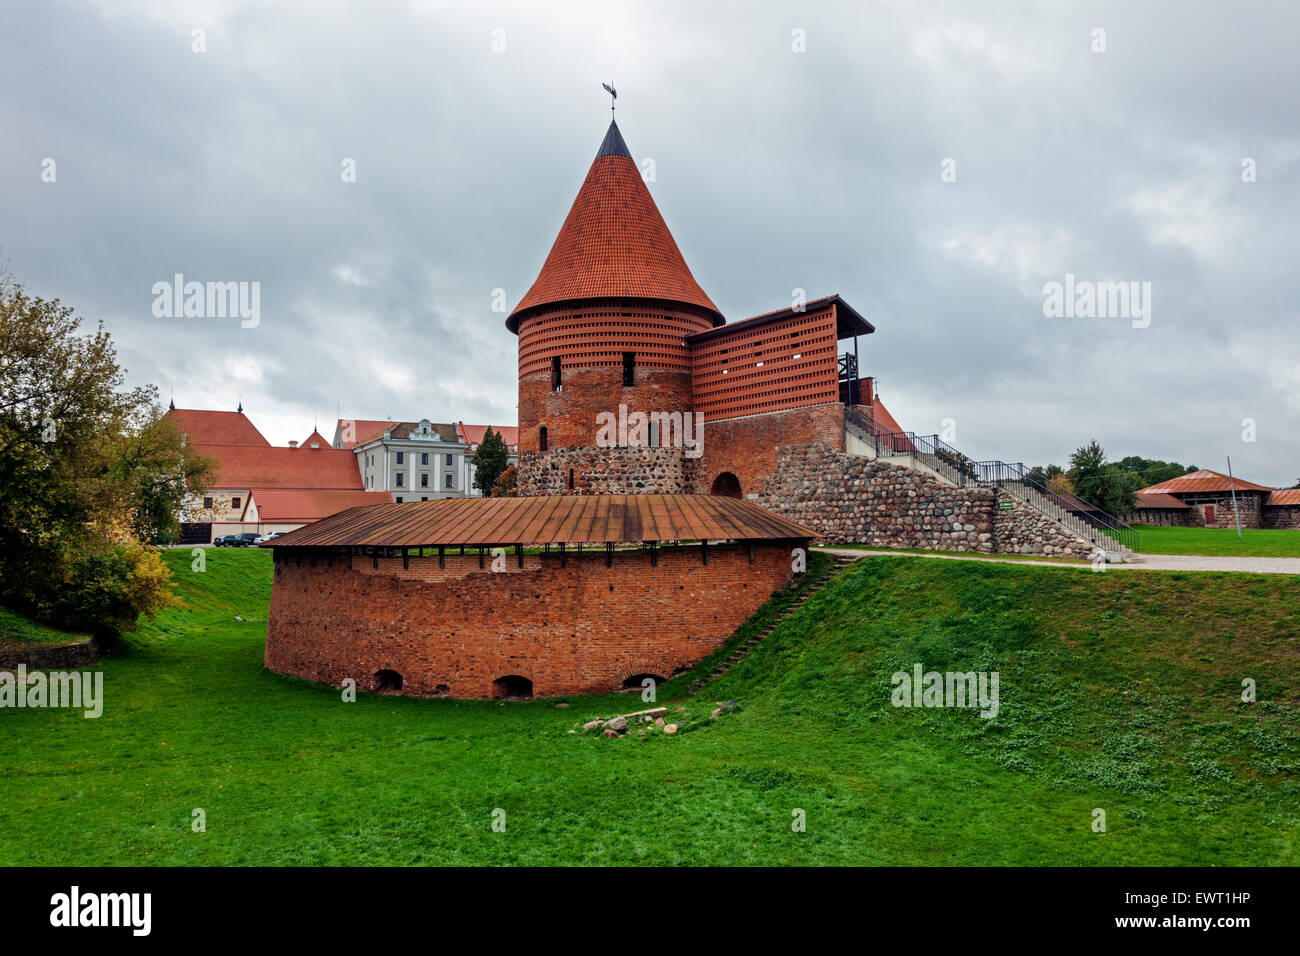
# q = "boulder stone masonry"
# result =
<box><xmin>755</xmin><ymin>442</ymin><xmax>1097</xmax><ymax>558</ymax></box>
<box><xmin>519</xmin><ymin>438</ymin><xmax>1098</xmax><ymax>557</ymax></box>
<box><xmin>517</xmin><ymin>445</ymin><xmax>690</xmax><ymax>496</ymax></box>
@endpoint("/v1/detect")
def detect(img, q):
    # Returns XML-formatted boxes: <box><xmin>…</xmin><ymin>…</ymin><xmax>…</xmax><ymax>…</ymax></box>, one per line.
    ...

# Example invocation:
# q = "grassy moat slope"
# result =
<box><xmin>1</xmin><ymin>547</ymin><xmax>1296</xmax><ymax>865</ymax></box>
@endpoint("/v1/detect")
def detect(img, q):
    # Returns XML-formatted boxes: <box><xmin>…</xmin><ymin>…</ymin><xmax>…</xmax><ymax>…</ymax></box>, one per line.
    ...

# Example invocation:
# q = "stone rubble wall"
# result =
<box><xmin>1264</xmin><ymin>505</ymin><xmax>1300</xmax><ymax>529</ymax></box>
<box><xmin>517</xmin><ymin>445</ymin><xmax>693</xmax><ymax>496</ymax></box>
<box><xmin>0</xmin><ymin>635</ymin><xmax>101</xmax><ymax>670</ymax></box>
<box><xmin>516</xmin><ymin>437</ymin><xmax>1100</xmax><ymax>557</ymax></box>
<box><xmin>755</xmin><ymin>442</ymin><xmax>1097</xmax><ymax>558</ymax></box>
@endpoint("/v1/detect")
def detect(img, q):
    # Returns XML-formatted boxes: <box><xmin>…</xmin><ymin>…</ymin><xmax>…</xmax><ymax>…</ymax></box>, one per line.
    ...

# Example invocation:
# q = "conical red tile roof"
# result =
<box><xmin>507</xmin><ymin>120</ymin><xmax>722</xmax><ymax>332</ymax></box>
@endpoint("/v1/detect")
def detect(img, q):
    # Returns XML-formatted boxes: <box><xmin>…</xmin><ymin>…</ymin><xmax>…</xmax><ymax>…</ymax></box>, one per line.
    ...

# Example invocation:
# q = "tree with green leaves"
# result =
<box><xmin>1067</xmin><ymin>440</ymin><xmax>1138</xmax><ymax>516</ymax></box>
<box><xmin>0</xmin><ymin>270</ymin><xmax>212</xmax><ymax>632</ymax></box>
<box><xmin>1112</xmin><ymin>455</ymin><xmax>1198</xmax><ymax>488</ymax></box>
<box><xmin>471</xmin><ymin>426</ymin><xmax>509</xmax><ymax>496</ymax></box>
<box><xmin>1027</xmin><ymin>463</ymin><xmax>1069</xmax><ymax>489</ymax></box>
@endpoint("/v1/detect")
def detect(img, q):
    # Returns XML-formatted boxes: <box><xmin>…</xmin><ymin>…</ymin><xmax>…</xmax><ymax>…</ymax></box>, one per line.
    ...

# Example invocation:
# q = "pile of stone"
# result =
<box><xmin>576</xmin><ymin>700</ymin><xmax>739</xmax><ymax>740</ymax></box>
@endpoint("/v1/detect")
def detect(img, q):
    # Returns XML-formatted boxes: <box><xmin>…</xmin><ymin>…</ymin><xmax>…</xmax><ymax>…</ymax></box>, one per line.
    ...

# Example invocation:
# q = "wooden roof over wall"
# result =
<box><xmin>266</xmin><ymin>494</ymin><xmax>814</xmax><ymax>549</ymax></box>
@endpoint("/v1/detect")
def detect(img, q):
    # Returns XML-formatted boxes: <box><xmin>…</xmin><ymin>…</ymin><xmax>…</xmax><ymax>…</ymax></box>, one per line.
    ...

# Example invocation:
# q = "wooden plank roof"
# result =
<box><xmin>266</xmin><ymin>494</ymin><xmax>815</xmax><ymax>549</ymax></box>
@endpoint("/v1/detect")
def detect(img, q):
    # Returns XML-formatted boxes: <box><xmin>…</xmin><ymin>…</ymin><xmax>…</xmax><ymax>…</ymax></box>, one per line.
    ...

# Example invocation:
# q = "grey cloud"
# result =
<box><xmin>1</xmin><ymin>0</ymin><xmax>1296</xmax><ymax>482</ymax></box>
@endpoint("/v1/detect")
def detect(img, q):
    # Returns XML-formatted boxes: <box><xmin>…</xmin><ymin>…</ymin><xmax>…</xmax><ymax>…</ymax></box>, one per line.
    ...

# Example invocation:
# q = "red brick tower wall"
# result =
<box><xmin>263</xmin><ymin>544</ymin><xmax>801</xmax><ymax>699</ymax></box>
<box><xmin>516</xmin><ymin>298</ymin><xmax>715</xmax><ymax>453</ymax></box>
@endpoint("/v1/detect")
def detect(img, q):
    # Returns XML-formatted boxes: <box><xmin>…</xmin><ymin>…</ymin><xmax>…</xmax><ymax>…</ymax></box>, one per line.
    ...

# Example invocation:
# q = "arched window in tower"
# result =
<box><xmin>551</xmin><ymin>356</ymin><xmax>562</xmax><ymax>391</ymax></box>
<box><xmin>539</xmin><ymin>426</ymin><xmax>548</xmax><ymax>451</ymax></box>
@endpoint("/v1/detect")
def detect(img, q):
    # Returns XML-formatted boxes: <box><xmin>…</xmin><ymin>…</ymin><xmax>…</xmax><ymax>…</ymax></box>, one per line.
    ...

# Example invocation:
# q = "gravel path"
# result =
<box><xmin>816</xmin><ymin>547</ymin><xmax>1300</xmax><ymax>575</ymax></box>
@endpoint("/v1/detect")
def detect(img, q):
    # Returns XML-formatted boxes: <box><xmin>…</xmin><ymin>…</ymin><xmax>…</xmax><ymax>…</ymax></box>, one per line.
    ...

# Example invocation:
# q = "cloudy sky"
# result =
<box><xmin>3</xmin><ymin>0</ymin><xmax>1297</xmax><ymax>483</ymax></box>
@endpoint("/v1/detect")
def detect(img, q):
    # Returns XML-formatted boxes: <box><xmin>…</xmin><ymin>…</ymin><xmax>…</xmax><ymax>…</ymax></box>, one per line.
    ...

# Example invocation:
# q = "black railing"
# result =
<box><xmin>971</xmin><ymin>460</ymin><xmax>1139</xmax><ymax>553</ymax></box>
<box><xmin>843</xmin><ymin>408</ymin><xmax>1139</xmax><ymax>553</ymax></box>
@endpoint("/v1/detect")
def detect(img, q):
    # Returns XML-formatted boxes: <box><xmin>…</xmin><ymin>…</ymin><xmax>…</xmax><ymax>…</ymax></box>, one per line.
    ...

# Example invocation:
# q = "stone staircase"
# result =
<box><xmin>690</xmin><ymin>553</ymin><xmax>856</xmax><ymax>694</ymax></box>
<box><xmin>995</xmin><ymin>478</ymin><xmax>1136</xmax><ymax>561</ymax></box>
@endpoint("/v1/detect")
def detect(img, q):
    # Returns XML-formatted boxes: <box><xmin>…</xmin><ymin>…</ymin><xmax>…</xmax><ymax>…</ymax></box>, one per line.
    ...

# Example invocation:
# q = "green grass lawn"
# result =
<box><xmin>1</xmin><ymin>547</ymin><xmax>1297</xmax><ymax>865</ymax></box>
<box><xmin>826</xmin><ymin>544</ymin><xmax>1087</xmax><ymax>563</ymax></box>
<box><xmin>0</xmin><ymin>606</ymin><xmax>88</xmax><ymax>648</ymax></box>
<box><xmin>1135</xmin><ymin>525</ymin><xmax>1300</xmax><ymax>558</ymax></box>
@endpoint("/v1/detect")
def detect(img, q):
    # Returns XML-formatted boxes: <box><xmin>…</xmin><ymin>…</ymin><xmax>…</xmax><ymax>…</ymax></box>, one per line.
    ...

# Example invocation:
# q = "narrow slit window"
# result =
<box><xmin>551</xmin><ymin>356</ymin><xmax>562</xmax><ymax>390</ymax></box>
<box><xmin>622</xmin><ymin>351</ymin><xmax>635</xmax><ymax>387</ymax></box>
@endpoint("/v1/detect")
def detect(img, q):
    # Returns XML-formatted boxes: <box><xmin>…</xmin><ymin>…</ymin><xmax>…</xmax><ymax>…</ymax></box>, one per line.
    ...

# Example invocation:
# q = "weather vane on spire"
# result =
<box><xmin>602</xmin><ymin>82</ymin><xmax>617</xmax><ymax>115</ymax></box>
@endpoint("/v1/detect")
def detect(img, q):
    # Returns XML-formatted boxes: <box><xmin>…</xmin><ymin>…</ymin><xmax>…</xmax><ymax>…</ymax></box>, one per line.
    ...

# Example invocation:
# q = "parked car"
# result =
<box><xmin>237</xmin><ymin>533</ymin><xmax>260</xmax><ymax>546</ymax></box>
<box><xmin>213</xmin><ymin>534</ymin><xmax>239</xmax><ymax>547</ymax></box>
<box><xmin>254</xmin><ymin>531</ymin><xmax>286</xmax><ymax>545</ymax></box>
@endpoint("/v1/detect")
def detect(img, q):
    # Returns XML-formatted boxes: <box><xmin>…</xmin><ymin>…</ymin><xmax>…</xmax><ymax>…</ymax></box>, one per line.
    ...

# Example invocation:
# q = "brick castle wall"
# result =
<box><xmin>264</xmin><ymin>544</ymin><xmax>802</xmax><ymax>699</ymax></box>
<box><xmin>695</xmin><ymin>404</ymin><xmax>847</xmax><ymax>497</ymax></box>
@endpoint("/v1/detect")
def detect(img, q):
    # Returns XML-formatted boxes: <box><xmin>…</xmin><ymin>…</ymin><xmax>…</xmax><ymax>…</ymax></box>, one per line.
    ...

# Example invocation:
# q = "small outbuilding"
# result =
<box><xmin>1135</xmin><ymin>470</ymin><xmax>1278</xmax><ymax>528</ymax></box>
<box><xmin>263</xmin><ymin>494</ymin><xmax>813</xmax><ymax>699</ymax></box>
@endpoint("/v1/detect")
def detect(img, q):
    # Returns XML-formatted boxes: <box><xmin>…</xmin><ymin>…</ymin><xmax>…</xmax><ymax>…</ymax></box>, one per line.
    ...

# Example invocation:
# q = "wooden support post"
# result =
<box><xmin>438</xmin><ymin>546</ymin><xmax>445</xmax><ymax>569</ymax></box>
<box><xmin>748</xmin><ymin>541</ymin><xmax>755</xmax><ymax>565</ymax></box>
<box><xmin>701</xmin><ymin>540</ymin><xmax>708</xmax><ymax>565</ymax></box>
<box><xmin>402</xmin><ymin>547</ymin><xmax>409</xmax><ymax>570</ymax></box>
<box><xmin>560</xmin><ymin>543</ymin><xmax>566</xmax><ymax>568</ymax></box>
<box><xmin>516</xmin><ymin>544</ymin><xmax>523</xmax><ymax>568</ymax></box>
<box><xmin>478</xmin><ymin>547</ymin><xmax>485</xmax><ymax>569</ymax></box>
<box><xmin>606</xmin><ymin>543</ymin><xmax>613</xmax><ymax>567</ymax></box>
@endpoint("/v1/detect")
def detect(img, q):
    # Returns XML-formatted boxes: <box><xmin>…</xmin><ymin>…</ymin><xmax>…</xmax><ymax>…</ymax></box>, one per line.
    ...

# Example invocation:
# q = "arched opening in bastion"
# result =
<box><xmin>621</xmin><ymin>673</ymin><xmax>668</xmax><ymax>691</ymax></box>
<box><xmin>493</xmin><ymin>675</ymin><xmax>534</xmax><ymax>700</ymax></box>
<box><xmin>374</xmin><ymin>669</ymin><xmax>403</xmax><ymax>693</ymax></box>
<box><xmin>710</xmin><ymin>472</ymin><xmax>742</xmax><ymax>498</ymax></box>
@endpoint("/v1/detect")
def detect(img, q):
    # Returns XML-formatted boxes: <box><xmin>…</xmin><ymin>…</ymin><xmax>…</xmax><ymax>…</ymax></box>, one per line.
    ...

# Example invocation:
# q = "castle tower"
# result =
<box><xmin>508</xmin><ymin>119</ymin><xmax>722</xmax><ymax>462</ymax></box>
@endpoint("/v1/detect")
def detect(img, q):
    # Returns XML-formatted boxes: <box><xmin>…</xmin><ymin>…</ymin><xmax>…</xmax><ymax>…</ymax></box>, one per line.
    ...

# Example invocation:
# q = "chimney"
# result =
<box><xmin>288</xmin><ymin>441</ymin><xmax>298</xmax><ymax>448</ymax></box>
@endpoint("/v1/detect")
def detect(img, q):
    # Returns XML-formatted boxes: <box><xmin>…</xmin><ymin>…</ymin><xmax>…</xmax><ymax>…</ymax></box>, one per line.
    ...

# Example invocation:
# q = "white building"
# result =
<box><xmin>348</xmin><ymin>420</ymin><xmax>469</xmax><ymax>502</ymax></box>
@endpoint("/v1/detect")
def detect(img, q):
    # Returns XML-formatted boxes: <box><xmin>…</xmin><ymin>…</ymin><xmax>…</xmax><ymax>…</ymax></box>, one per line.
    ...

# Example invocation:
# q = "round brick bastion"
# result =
<box><xmin>262</xmin><ymin>495</ymin><xmax>813</xmax><ymax>700</ymax></box>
